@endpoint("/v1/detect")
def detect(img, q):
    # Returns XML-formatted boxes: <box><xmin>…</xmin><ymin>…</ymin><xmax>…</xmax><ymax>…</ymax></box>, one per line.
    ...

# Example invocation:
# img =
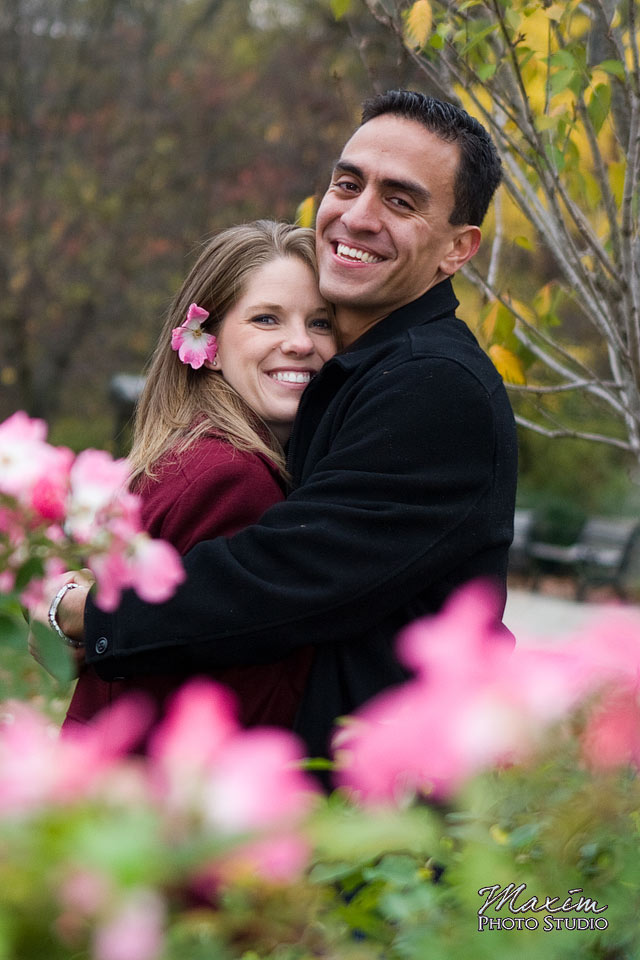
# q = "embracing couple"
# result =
<box><xmin>44</xmin><ymin>89</ymin><xmax>518</xmax><ymax>759</ymax></box>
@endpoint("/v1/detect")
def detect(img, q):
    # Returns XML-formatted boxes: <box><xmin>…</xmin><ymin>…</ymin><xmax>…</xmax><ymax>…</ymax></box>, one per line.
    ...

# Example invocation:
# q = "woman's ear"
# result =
<box><xmin>204</xmin><ymin>357</ymin><xmax>221</xmax><ymax>372</ymax></box>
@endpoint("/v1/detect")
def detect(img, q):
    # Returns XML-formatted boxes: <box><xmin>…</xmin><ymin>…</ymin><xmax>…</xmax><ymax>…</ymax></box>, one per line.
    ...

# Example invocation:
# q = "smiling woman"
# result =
<box><xmin>213</xmin><ymin>256</ymin><xmax>334</xmax><ymax>445</ymax></box>
<box><xmin>62</xmin><ymin>220</ymin><xmax>337</xmax><ymax>741</ymax></box>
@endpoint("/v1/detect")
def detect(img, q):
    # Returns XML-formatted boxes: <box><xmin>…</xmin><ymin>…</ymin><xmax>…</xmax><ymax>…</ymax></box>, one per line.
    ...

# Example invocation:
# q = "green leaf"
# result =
<box><xmin>482</xmin><ymin>300</ymin><xmax>515</xmax><ymax>344</ymax></box>
<box><xmin>544</xmin><ymin>142</ymin><xmax>566</xmax><ymax>171</ymax></box>
<box><xmin>308</xmin><ymin>860</ymin><xmax>361</xmax><ymax>884</ymax></box>
<box><xmin>550</xmin><ymin>49</ymin><xmax>577</xmax><ymax>70</ymax></box>
<box><xmin>549</xmin><ymin>68</ymin><xmax>576</xmax><ymax>99</ymax></box>
<box><xmin>330</xmin><ymin>0</ymin><xmax>352</xmax><ymax>20</ymax></box>
<box><xmin>301</xmin><ymin>756</ymin><xmax>335</xmax><ymax>771</ymax></box>
<box><xmin>14</xmin><ymin>556</ymin><xmax>45</xmax><ymax>592</ymax></box>
<box><xmin>587</xmin><ymin>83</ymin><xmax>611</xmax><ymax>135</ymax></box>
<box><xmin>0</xmin><ymin>613</ymin><xmax>27</xmax><ymax>648</ymax></box>
<box><xmin>362</xmin><ymin>853</ymin><xmax>420</xmax><ymax>886</ymax></box>
<box><xmin>29</xmin><ymin>620</ymin><xmax>76</xmax><ymax>684</ymax></box>
<box><xmin>460</xmin><ymin>21</ymin><xmax>498</xmax><ymax>55</ymax></box>
<box><xmin>599</xmin><ymin>58</ymin><xmax>626</xmax><ymax>81</ymax></box>
<box><xmin>477</xmin><ymin>62</ymin><xmax>497</xmax><ymax>81</ymax></box>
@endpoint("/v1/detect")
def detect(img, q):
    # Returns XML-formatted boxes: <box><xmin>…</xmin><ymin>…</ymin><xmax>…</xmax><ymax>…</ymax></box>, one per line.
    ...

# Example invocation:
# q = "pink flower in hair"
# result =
<box><xmin>171</xmin><ymin>303</ymin><xmax>217</xmax><ymax>370</ymax></box>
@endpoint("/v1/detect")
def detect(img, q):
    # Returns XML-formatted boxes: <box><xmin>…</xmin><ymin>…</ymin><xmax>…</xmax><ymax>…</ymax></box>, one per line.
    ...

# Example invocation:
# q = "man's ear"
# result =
<box><xmin>439</xmin><ymin>225</ymin><xmax>482</xmax><ymax>276</ymax></box>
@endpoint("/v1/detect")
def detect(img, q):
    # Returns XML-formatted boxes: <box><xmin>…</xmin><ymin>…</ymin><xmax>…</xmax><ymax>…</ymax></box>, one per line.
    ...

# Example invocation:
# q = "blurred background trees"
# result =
<box><xmin>0</xmin><ymin>0</ymin><xmax>395</xmax><ymax>441</ymax></box>
<box><xmin>2</xmin><ymin>0</ymin><xmax>639</xmax><ymax>525</ymax></box>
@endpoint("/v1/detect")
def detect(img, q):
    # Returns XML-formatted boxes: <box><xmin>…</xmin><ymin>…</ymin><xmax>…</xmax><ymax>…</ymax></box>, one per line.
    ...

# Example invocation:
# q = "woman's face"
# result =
<box><xmin>213</xmin><ymin>256</ymin><xmax>336</xmax><ymax>443</ymax></box>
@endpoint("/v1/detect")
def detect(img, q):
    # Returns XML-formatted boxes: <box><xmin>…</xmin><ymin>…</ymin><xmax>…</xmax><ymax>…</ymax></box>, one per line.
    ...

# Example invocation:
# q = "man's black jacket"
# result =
<box><xmin>85</xmin><ymin>279</ymin><xmax>518</xmax><ymax>757</ymax></box>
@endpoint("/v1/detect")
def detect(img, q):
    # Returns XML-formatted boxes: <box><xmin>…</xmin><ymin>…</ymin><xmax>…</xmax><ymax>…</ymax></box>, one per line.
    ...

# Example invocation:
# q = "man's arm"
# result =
<box><xmin>83</xmin><ymin>357</ymin><xmax>512</xmax><ymax>679</ymax></box>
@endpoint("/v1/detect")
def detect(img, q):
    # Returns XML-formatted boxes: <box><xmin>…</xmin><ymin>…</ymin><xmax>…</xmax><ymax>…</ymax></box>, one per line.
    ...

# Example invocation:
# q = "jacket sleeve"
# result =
<box><xmin>85</xmin><ymin>358</ymin><xmax>501</xmax><ymax>678</ymax></box>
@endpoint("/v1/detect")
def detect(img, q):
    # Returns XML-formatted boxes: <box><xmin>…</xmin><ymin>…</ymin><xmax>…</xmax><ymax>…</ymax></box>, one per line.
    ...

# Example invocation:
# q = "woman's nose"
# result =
<box><xmin>280</xmin><ymin>322</ymin><xmax>315</xmax><ymax>355</ymax></box>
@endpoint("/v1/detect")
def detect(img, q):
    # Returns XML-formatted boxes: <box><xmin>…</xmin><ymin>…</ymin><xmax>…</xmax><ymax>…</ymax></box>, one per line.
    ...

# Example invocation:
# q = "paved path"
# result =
<box><xmin>504</xmin><ymin>586</ymin><xmax>640</xmax><ymax>645</ymax></box>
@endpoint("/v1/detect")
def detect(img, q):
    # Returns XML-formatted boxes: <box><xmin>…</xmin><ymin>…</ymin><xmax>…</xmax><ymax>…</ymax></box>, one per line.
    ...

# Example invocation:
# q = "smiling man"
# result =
<box><xmin>53</xmin><ymin>90</ymin><xmax>517</xmax><ymax>759</ymax></box>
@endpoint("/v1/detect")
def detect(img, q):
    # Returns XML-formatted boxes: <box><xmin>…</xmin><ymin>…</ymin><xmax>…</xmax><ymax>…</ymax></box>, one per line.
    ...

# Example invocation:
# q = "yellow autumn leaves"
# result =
<box><xmin>404</xmin><ymin>0</ymin><xmax>433</xmax><ymax>49</ymax></box>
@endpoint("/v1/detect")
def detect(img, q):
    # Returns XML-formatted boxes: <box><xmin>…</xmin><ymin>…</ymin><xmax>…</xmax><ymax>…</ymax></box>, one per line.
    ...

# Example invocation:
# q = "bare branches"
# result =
<box><xmin>514</xmin><ymin>414</ymin><xmax>634</xmax><ymax>451</ymax></box>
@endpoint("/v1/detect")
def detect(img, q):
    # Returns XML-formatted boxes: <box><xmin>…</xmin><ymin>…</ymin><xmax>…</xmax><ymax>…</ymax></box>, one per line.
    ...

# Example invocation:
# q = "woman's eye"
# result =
<box><xmin>252</xmin><ymin>315</ymin><xmax>278</xmax><ymax>325</ymax></box>
<box><xmin>310</xmin><ymin>318</ymin><xmax>331</xmax><ymax>330</ymax></box>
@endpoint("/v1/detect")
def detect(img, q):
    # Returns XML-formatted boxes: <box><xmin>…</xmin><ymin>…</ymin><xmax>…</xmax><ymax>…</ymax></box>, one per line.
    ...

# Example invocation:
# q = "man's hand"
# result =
<box><xmin>28</xmin><ymin>570</ymin><xmax>93</xmax><ymax>672</ymax></box>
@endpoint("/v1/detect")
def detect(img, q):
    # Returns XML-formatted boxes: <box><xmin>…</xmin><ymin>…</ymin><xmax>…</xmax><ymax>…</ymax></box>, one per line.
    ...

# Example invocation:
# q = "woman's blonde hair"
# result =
<box><xmin>128</xmin><ymin>220</ymin><xmax>325</xmax><ymax>484</ymax></box>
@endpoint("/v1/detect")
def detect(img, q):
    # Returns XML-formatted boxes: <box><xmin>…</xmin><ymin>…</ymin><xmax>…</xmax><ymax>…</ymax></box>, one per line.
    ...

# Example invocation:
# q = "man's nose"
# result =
<box><xmin>340</xmin><ymin>188</ymin><xmax>382</xmax><ymax>234</ymax></box>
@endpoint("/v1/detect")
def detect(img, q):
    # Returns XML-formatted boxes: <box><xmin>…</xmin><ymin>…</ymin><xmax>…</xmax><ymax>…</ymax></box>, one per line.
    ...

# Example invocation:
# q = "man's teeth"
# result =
<box><xmin>270</xmin><ymin>371</ymin><xmax>312</xmax><ymax>383</ymax></box>
<box><xmin>336</xmin><ymin>243</ymin><xmax>383</xmax><ymax>264</ymax></box>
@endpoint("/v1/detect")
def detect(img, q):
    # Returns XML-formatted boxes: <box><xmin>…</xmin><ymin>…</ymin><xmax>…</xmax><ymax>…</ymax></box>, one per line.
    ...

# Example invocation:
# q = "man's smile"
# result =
<box><xmin>335</xmin><ymin>242</ymin><xmax>385</xmax><ymax>265</ymax></box>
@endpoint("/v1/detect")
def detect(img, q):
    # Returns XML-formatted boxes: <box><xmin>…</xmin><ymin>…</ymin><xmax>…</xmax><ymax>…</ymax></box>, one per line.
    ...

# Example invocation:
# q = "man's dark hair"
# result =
<box><xmin>361</xmin><ymin>89</ymin><xmax>502</xmax><ymax>227</ymax></box>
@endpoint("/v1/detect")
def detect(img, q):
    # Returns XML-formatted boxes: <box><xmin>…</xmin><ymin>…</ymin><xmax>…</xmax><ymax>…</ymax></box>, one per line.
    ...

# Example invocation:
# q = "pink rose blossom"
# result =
<box><xmin>93</xmin><ymin>889</ymin><xmax>166</xmax><ymax>960</ymax></box>
<box><xmin>67</xmin><ymin>449</ymin><xmax>133</xmax><ymax>542</ymax></box>
<box><xmin>149</xmin><ymin>679</ymin><xmax>238</xmax><ymax>776</ymax></box>
<box><xmin>89</xmin><ymin>546</ymin><xmax>134</xmax><ymax>612</ymax></box>
<box><xmin>150</xmin><ymin>680</ymin><xmax>317</xmax><ymax>881</ymax></box>
<box><xmin>59</xmin><ymin>868</ymin><xmax>113</xmax><ymax>917</ymax></box>
<box><xmin>126</xmin><ymin>535</ymin><xmax>185</xmax><ymax>603</ymax></box>
<box><xmin>88</xmin><ymin>534</ymin><xmax>184</xmax><ymax>611</ymax></box>
<box><xmin>0</xmin><ymin>411</ymin><xmax>48</xmax><ymax>500</ymax></box>
<box><xmin>29</xmin><ymin>446</ymin><xmax>74</xmax><ymax>522</ymax></box>
<box><xmin>203</xmin><ymin>728</ymin><xmax>316</xmax><ymax>833</ymax></box>
<box><xmin>171</xmin><ymin>303</ymin><xmax>217</xmax><ymax>370</ymax></box>
<box><xmin>582</xmin><ymin>686</ymin><xmax>640</xmax><ymax>770</ymax></box>
<box><xmin>335</xmin><ymin>583</ymin><xmax>640</xmax><ymax>803</ymax></box>
<box><xmin>0</xmin><ymin>570</ymin><xmax>15</xmax><ymax>592</ymax></box>
<box><xmin>0</xmin><ymin>412</ymin><xmax>73</xmax><ymax>519</ymax></box>
<box><xmin>0</xmin><ymin>696</ymin><xmax>152</xmax><ymax>816</ymax></box>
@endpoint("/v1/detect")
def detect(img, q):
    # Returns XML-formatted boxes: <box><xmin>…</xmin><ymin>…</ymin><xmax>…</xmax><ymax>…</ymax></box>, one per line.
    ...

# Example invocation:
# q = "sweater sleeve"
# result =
<box><xmin>85</xmin><ymin>358</ymin><xmax>505</xmax><ymax>677</ymax></box>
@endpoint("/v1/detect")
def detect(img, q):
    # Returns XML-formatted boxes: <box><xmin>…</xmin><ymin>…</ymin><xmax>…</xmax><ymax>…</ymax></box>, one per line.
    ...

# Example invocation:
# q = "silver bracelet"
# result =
<box><xmin>48</xmin><ymin>582</ymin><xmax>85</xmax><ymax>648</ymax></box>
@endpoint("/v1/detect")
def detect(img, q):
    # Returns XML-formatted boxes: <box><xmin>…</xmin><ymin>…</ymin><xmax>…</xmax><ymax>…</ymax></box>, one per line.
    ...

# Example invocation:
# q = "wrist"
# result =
<box><xmin>56</xmin><ymin>583</ymin><xmax>88</xmax><ymax>645</ymax></box>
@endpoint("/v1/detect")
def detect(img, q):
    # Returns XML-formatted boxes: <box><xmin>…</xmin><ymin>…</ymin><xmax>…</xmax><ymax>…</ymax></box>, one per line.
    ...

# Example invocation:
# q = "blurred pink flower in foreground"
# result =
<box><xmin>150</xmin><ymin>679</ymin><xmax>317</xmax><ymax>881</ymax></box>
<box><xmin>66</xmin><ymin>449</ymin><xmax>134</xmax><ymax>542</ymax></box>
<box><xmin>582</xmin><ymin>686</ymin><xmax>640</xmax><ymax>770</ymax></box>
<box><xmin>0</xmin><ymin>696</ymin><xmax>152</xmax><ymax>816</ymax></box>
<box><xmin>89</xmin><ymin>533</ymin><xmax>185</xmax><ymax>611</ymax></box>
<box><xmin>93</xmin><ymin>889</ymin><xmax>166</xmax><ymax>960</ymax></box>
<box><xmin>0</xmin><ymin>412</ymin><xmax>184</xmax><ymax>613</ymax></box>
<box><xmin>0</xmin><ymin>411</ymin><xmax>74</xmax><ymax>522</ymax></box>
<box><xmin>335</xmin><ymin>583</ymin><xmax>640</xmax><ymax>803</ymax></box>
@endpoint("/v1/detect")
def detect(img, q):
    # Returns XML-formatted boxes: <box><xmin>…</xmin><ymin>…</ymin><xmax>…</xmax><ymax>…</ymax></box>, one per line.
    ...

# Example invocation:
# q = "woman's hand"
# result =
<box><xmin>28</xmin><ymin>570</ymin><xmax>93</xmax><ymax>671</ymax></box>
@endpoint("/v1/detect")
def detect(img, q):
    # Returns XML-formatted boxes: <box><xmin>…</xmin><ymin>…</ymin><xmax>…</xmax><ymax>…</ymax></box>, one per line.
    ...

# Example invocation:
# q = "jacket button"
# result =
<box><xmin>95</xmin><ymin>637</ymin><xmax>108</xmax><ymax>654</ymax></box>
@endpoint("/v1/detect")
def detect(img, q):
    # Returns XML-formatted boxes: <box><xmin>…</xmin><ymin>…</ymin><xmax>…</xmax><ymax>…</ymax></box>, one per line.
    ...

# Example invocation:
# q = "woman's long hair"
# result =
<box><xmin>128</xmin><ymin>220</ymin><xmax>322</xmax><ymax>484</ymax></box>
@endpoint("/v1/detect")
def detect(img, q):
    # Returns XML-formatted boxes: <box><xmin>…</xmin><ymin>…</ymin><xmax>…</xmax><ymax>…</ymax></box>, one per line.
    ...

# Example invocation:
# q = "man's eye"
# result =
<box><xmin>389</xmin><ymin>196</ymin><xmax>413</xmax><ymax>209</ymax></box>
<box><xmin>335</xmin><ymin>179</ymin><xmax>359</xmax><ymax>192</ymax></box>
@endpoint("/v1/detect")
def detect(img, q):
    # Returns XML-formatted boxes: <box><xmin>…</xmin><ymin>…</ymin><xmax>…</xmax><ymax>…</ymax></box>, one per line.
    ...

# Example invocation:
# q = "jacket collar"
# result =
<box><xmin>332</xmin><ymin>278</ymin><xmax>460</xmax><ymax>369</ymax></box>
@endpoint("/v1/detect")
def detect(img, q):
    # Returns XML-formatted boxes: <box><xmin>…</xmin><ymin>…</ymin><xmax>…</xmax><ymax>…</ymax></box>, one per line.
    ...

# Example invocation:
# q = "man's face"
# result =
<box><xmin>315</xmin><ymin>115</ymin><xmax>477</xmax><ymax>336</ymax></box>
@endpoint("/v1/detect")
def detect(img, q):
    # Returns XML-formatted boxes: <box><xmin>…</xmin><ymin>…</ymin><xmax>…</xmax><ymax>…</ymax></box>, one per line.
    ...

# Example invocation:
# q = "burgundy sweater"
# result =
<box><xmin>63</xmin><ymin>438</ymin><xmax>313</xmax><ymax>733</ymax></box>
